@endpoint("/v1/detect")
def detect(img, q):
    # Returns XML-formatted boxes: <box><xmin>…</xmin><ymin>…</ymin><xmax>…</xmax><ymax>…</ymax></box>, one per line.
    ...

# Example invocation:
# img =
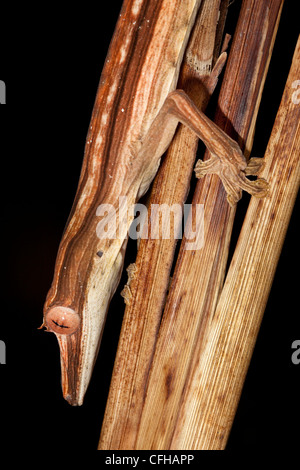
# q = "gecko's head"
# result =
<box><xmin>43</xmin><ymin>238</ymin><xmax>127</xmax><ymax>406</ymax></box>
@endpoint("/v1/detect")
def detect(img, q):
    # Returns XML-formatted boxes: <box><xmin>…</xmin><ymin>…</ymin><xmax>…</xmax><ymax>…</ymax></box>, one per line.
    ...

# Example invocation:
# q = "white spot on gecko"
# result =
<box><xmin>102</xmin><ymin>113</ymin><xmax>108</xmax><ymax>125</ymax></box>
<box><xmin>119</xmin><ymin>36</ymin><xmax>131</xmax><ymax>65</ymax></box>
<box><xmin>106</xmin><ymin>81</ymin><xmax>118</xmax><ymax>105</ymax></box>
<box><xmin>96</xmin><ymin>135</ymin><xmax>103</xmax><ymax>147</ymax></box>
<box><xmin>132</xmin><ymin>0</ymin><xmax>143</xmax><ymax>16</ymax></box>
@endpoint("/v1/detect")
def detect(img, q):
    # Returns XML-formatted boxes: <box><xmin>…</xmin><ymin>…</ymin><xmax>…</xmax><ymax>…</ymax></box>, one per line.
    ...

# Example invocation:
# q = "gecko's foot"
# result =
<box><xmin>194</xmin><ymin>155</ymin><xmax>221</xmax><ymax>179</ymax></box>
<box><xmin>121</xmin><ymin>263</ymin><xmax>137</xmax><ymax>305</ymax></box>
<box><xmin>195</xmin><ymin>156</ymin><xmax>269</xmax><ymax>207</ymax></box>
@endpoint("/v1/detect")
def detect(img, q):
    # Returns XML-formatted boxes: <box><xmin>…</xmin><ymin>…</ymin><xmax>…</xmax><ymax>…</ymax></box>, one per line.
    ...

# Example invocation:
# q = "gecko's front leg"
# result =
<box><xmin>151</xmin><ymin>90</ymin><xmax>269</xmax><ymax>206</ymax></box>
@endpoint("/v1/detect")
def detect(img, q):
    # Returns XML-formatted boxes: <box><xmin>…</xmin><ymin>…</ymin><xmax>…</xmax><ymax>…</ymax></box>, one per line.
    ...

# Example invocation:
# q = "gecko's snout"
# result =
<box><xmin>44</xmin><ymin>305</ymin><xmax>88</xmax><ymax>406</ymax></box>
<box><xmin>64</xmin><ymin>393</ymin><xmax>81</xmax><ymax>406</ymax></box>
<box><xmin>45</xmin><ymin>306</ymin><xmax>80</xmax><ymax>335</ymax></box>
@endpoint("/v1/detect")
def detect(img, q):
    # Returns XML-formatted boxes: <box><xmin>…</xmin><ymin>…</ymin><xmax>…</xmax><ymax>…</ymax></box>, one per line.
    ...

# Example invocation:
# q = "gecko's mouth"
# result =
<box><xmin>52</xmin><ymin>320</ymin><xmax>70</xmax><ymax>329</ymax></box>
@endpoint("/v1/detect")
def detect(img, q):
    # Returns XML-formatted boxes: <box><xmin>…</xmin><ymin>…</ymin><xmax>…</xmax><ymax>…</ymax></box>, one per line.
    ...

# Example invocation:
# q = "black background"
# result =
<box><xmin>0</xmin><ymin>0</ymin><xmax>299</xmax><ymax>454</ymax></box>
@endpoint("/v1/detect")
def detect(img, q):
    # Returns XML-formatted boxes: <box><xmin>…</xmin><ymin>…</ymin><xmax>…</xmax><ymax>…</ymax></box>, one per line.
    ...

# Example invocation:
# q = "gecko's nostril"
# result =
<box><xmin>45</xmin><ymin>306</ymin><xmax>80</xmax><ymax>335</ymax></box>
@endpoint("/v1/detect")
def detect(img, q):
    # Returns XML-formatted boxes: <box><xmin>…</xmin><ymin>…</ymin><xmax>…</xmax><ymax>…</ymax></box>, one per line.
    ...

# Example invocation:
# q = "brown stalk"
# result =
<box><xmin>170</xmin><ymin>34</ymin><xmax>300</xmax><ymax>449</ymax></box>
<box><xmin>134</xmin><ymin>0</ymin><xmax>284</xmax><ymax>450</ymax></box>
<box><xmin>98</xmin><ymin>0</ymin><xmax>228</xmax><ymax>450</ymax></box>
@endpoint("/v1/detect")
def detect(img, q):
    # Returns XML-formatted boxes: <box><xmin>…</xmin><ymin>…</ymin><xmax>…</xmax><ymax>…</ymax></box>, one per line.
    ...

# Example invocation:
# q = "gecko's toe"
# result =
<box><xmin>194</xmin><ymin>155</ymin><xmax>221</xmax><ymax>179</ymax></box>
<box><xmin>244</xmin><ymin>157</ymin><xmax>265</xmax><ymax>176</ymax></box>
<box><xmin>249</xmin><ymin>178</ymin><xmax>270</xmax><ymax>198</ymax></box>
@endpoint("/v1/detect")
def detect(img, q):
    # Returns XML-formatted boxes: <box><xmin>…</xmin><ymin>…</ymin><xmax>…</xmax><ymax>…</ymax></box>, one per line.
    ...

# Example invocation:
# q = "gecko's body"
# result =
<box><xmin>42</xmin><ymin>0</ymin><xmax>267</xmax><ymax>405</ymax></box>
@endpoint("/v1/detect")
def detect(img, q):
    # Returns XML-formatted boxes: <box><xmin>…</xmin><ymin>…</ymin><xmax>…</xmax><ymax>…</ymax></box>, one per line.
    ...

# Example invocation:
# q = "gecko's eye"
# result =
<box><xmin>45</xmin><ymin>306</ymin><xmax>80</xmax><ymax>335</ymax></box>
